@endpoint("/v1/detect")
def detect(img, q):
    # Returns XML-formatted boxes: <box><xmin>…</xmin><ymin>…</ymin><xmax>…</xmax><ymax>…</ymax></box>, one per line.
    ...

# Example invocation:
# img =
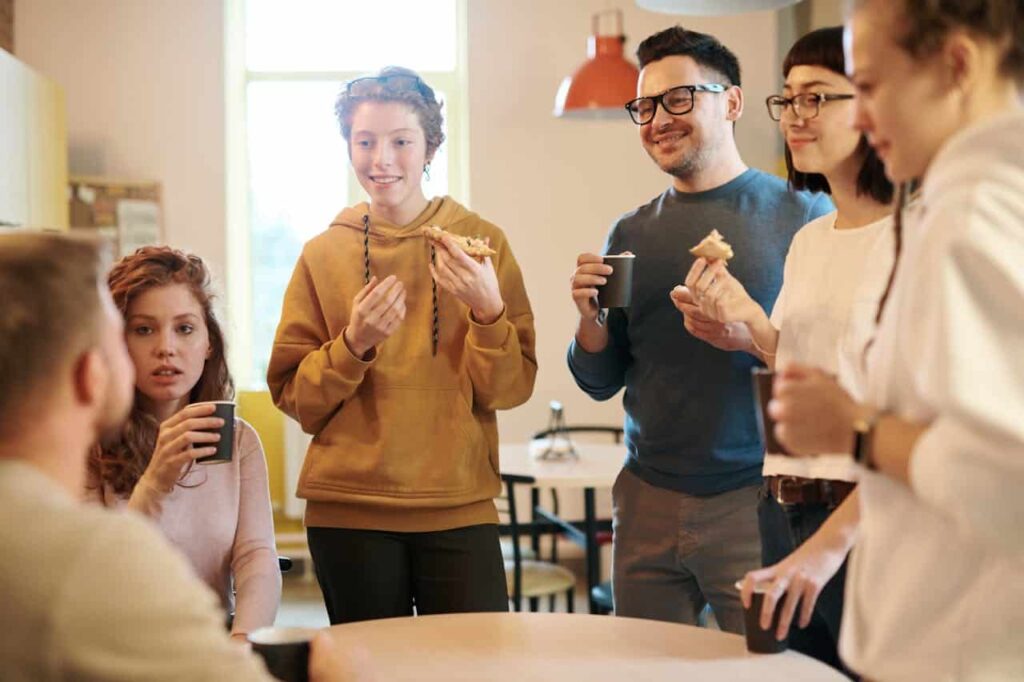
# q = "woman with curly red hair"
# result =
<box><xmin>87</xmin><ymin>246</ymin><xmax>280</xmax><ymax>642</ymax></box>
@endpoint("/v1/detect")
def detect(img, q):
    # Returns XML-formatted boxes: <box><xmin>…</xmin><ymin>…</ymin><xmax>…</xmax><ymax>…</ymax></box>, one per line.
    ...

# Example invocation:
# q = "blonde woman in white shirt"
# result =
<box><xmin>672</xmin><ymin>26</ymin><xmax>893</xmax><ymax>675</ymax></box>
<box><xmin>767</xmin><ymin>1</ymin><xmax>1024</xmax><ymax>680</ymax></box>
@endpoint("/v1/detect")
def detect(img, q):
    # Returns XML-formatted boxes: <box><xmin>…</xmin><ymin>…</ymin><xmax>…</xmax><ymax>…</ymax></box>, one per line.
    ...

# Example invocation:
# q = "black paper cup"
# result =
<box><xmin>248</xmin><ymin>627</ymin><xmax>317</xmax><ymax>682</ymax></box>
<box><xmin>194</xmin><ymin>400</ymin><xmax>235</xmax><ymax>465</ymax></box>
<box><xmin>751</xmin><ymin>368</ymin><xmax>790</xmax><ymax>456</ymax></box>
<box><xmin>596</xmin><ymin>254</ymin><xmax>635</xmax><ymax>309</ymax></box>
<box><xmin>737</xmin><ymin>580</ymin><xmax>790</xmax><ymax>654</ymax></box>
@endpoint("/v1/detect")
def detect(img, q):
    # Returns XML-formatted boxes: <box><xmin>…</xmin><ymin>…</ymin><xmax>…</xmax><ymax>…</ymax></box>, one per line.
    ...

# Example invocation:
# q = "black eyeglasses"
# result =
<box><xmin>346</xmin><ymin>74</ymin><xmax>431</xmax><ymax>98</ymax></box>
<box><xmin>765</xmin><ymin>92</ymin><xmax>855</xmax><ymax>121</ymax></box>
<box><xmin>624</xmin><ymin>83</ymin><xmax>727</xmax><ymax>125</ymax></box>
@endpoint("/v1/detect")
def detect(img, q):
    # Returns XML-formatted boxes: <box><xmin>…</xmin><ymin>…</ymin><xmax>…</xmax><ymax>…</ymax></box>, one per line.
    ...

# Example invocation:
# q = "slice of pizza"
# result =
<box><xmin>421</xmin><ymin>225</ymin><xmax>497</xmax><ymax>259</ymax></box>
<box><xmin>688</xmin><ymin>229</ymin><xmax>734</xmax><ymax>262</ymax></box>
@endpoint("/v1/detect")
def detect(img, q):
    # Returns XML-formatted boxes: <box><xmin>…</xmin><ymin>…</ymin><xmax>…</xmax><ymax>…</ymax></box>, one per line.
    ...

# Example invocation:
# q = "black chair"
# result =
<box><xmin>532</xmin><ymin>425</ymin><xmax>622</xmax><ymax>615</ymax></box>
<box><xmin>499</xmin><ymin>473</ymin><xmax>576</xmax><ymax>613</ymax></box>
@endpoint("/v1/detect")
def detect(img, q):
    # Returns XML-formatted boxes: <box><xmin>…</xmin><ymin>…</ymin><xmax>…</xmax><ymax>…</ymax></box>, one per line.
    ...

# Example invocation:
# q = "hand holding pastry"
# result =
<box><xmin>430</xmin><ymin>235</ymin><xmax>504</xmax><ymax>324</ymax></box>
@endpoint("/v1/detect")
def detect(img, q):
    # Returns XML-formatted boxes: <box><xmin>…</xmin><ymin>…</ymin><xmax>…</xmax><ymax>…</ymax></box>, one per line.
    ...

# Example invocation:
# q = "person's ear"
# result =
<box><xmin>943</xmin><ymin>29</ymin><xmax>978</xmax><ymax>94</ymax></box>
<box><xmin>73</xmin><ymin>349</ymin><xmax>107</xmax><ymax>409</ymax></box>
<box><xmin>725</xmin><ymin>85</ymin><xmax>744</xmax><ymax>122</ymax></box>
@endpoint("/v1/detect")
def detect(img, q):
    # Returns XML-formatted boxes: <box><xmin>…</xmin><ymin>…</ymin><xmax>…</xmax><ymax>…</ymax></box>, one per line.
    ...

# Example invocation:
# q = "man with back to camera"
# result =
<box><xmin>567</xmin><ymin>26</ymin><xmax>832</xmax><ymax>631</ymax></box>
<box><xmin>0</xmin><ymin>232</ymin><xmax>366</xmax><ymax>681</ymax></box>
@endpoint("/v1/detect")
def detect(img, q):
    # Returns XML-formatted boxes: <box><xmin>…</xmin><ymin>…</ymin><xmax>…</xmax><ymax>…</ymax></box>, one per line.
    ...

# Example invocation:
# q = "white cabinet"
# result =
<box><xmin>0</xmin><ymin>49</ymin><xmax>67</xmax><ymax>231</ymax></box>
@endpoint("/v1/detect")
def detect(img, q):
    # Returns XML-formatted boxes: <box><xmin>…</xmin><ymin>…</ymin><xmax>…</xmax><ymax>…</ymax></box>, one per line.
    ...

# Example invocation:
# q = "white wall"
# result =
<box><xmin>15</xmin><ymin>0</ymin><xmax>226</xmax><ymax>275</ymax></box>
<box><xmin>16</xmin><ymin>0</ymin><xmax>783</xmax><ymax>443</ymax></box>
<box><xmin>468</xmin><ymin>0</ymin><xmax>781</xmax><ymax>441</ymax></box>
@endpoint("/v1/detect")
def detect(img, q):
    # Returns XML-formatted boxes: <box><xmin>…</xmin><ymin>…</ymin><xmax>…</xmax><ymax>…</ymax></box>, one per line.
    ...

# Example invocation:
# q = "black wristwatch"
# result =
<box><xmin>852</xmin><ymin>412</ymin><xmax>881</xmax><ymax>470</ymax></box>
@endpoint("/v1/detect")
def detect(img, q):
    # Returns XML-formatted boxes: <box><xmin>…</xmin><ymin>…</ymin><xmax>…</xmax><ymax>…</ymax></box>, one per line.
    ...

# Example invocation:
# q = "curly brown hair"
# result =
<box><xmin>334</xmin><ymin>65</ymin><xmax>446</xmax><ymax>160</ymax></box>
<box><xmin>88</xmin><ymin>246</ymin><xmax>234</xmax><ymax>496</ymax></box>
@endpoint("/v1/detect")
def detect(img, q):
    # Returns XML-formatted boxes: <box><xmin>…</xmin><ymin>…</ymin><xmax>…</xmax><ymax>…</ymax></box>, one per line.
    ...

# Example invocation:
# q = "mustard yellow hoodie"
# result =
<box><xmin>267</xmin><ymin>197</ymin><xmax>537</xmax><ymax>532</ymax></box>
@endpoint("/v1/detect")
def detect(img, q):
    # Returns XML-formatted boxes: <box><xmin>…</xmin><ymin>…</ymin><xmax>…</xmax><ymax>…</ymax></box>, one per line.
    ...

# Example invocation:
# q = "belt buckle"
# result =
<box><xmin>775</xmin><ymin>476</ymin><xmax>802</xmax><ymax>506</ymax></box>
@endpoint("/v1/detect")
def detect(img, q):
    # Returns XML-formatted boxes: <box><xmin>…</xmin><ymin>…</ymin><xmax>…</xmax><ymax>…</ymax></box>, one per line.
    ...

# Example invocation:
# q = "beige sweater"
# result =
<box><xmin>267</xmin><ymin>196</ymin><xmax>537</xmax><ymax>532</ymax></box>
<box><xmin>0</xmin><ymin>460</ymin><xmax>273</xmax><ymax>681</ymax></box>
<box><xmin>86</xmin><ymin>419</ymin><xmax>280</xmax><ymax>637</ymax></box>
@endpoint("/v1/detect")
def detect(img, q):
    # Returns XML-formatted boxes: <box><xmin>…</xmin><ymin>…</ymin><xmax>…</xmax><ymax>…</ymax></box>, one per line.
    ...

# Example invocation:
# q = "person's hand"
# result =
<box><xmin>740</xmin><ymin>537</ymin><xmax>849</xmax><ymax>641</ymax></box>
<box><xmin>309</xmin><ymin>631</ymin><xmax>376</xmax><ymax>682</ymax></box>
<box><xmin>140</xmin><ymin>403</ymin><xmax>224</xmax><ymax>493</ymax></box>
<box><xmin>670</xmin><ymin>285</ymin><xmax>752</xmax><ymax>352</ymax></box>
<box><xmin>570</xmin><ymin>252</ymin><xmax>614</xmax><ymax>322</ymax></box>
<box><xmin>770</xmin><ymin>363</ymin><xmax>861</xmax><ymax>457</ymax></box>
<box><xmin>343</xmin><ymin>275</ymin><xmax>407</xmax><ymax>358</ymax></box>
<box><xmin>684</xmin><ymin>258</ymin><xmax>762</xmax><ymax>324</ymax></box>
<box><xmin>429</xmin><ymin>235</ymin><xmax>504</xmax><ymax>325</ymax></box>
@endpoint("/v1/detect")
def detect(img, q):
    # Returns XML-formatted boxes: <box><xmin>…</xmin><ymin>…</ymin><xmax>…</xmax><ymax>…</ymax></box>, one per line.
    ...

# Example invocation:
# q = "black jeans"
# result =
<box><xmin>758</xmin><ymin>488</ymin><xmax>858</xmax><ymax>680</ymax></box>
<box><xmin>307</xmin><ymin>524</ymin><xmax>509</xmax><ymax>624</ymax></box>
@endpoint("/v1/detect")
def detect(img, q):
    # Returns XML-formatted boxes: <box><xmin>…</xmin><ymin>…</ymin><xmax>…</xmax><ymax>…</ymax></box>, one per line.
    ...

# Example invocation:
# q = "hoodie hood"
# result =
<box><xmin>329</xmin><ymin>196</ymin><xmax>480</xmax><ymax>241</ymax></box>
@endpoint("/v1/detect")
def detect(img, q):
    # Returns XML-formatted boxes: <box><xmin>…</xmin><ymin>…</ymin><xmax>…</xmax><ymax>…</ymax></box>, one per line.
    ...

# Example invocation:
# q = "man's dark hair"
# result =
<box><xmin>636</xmin><ymin>26</ymin><xmax>741</xmax><ymax>87</ymax></box>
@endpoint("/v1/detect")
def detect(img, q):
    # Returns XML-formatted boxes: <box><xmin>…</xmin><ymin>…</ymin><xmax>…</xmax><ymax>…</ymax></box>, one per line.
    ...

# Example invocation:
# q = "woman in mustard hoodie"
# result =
<box><xmin>268</xmin><ymin>66</ymin><xmax>537</xmax><ymax>624</ymax></box>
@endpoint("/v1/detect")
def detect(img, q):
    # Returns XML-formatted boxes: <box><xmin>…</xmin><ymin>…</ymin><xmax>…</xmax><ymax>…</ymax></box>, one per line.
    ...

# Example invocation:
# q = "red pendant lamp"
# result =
<box><xmin>554</xmin><ymin>10</ymin><xmax>639</xmax><ymax>119</ymax></box>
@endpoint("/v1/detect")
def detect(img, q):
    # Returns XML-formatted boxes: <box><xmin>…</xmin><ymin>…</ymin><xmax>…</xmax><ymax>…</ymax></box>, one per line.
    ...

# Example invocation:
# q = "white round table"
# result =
<box><xmin>328</xmin><ymin>612</ymin><xmax>848</xmax><ymax>681</ymax></box>
<box><xmin>499</xmin><ymin>443</ymin><xmax>624</xmax><ymax>612</ymax></box>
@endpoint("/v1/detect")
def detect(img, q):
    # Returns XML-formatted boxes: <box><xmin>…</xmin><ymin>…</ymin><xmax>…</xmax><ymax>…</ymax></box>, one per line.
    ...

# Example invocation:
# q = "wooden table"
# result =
<box><xmin>499</xmin><ymin>443</ymin><xmax>624</xmax><ymax>613</ymax></box>
<box><xmin>328</xmin><ymin>612</ymin><xmax>849</xmax><ymax>681</ymax></box>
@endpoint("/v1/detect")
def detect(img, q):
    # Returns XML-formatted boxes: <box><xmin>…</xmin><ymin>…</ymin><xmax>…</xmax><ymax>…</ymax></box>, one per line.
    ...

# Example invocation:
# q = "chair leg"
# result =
<box><xmin>548</xmin><ymin>594</ymin><xmax>555</xmax><ymax>612</ymax></box>
<box><xmin>529</xmin><ymin>596</ymin><xmax>539</xmax><ymax>612</ymax></box>
<box><xmin>566</xmin><ymin>588</ymin><xmax>574</xmax><ymax>613</ymax></box>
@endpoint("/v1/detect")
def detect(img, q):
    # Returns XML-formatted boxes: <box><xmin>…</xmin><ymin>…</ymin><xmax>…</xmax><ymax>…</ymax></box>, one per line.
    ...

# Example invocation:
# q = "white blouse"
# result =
<box><xmin>841</xmin><ymin>110</ymin><xmax>1024</xmax><ymax>681</ymax></box>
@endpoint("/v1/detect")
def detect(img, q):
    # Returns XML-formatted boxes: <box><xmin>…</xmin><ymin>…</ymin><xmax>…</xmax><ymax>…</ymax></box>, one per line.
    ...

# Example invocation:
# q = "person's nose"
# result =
<box><xmin>373</xmin><ymin>142</ymin><xmax>394</xmax><ymax>169</ymax></box>
<box><xmin>650</xmin><ymin>99</ymin><xmax>675</xmax><ymax>130</ymax></box>
<box><xmin>155</xmin><ymin>329</ymin><xmax>176</xmax><ymax>358</ymax></box>
<box><xmin>851</xmin><ymin>97</ymin><xmax>871</xmax><ymax>135</ymax></box>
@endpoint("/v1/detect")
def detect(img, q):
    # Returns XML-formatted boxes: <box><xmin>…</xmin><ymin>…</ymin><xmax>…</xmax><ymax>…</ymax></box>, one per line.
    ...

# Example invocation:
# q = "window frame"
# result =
<box><xmin>225</xmin><ymin>0</ymin><xmax>469</xmax><ymax>388</ymax></box>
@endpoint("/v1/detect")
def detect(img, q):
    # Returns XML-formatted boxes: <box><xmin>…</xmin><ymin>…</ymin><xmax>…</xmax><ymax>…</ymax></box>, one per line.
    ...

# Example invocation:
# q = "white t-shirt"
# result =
<box><xmin>764</xmin><ymin>210</ymin><xmax>894</xmax><ymax>481</ymax></box>
<box><xmin>841</xmin><ymin>110</ymin><xmax>1024</xmax><ymax>681</ymax></box>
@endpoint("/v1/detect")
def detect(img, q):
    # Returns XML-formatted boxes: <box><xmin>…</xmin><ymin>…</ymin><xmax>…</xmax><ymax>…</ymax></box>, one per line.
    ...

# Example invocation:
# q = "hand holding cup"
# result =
<box><xmin>140</xmin><ymin>402</ymin><xmax>224</xmax><ymax>492</ymax></box>
<box><xmin>570</xmin><ymin>252</ymin><xmax>612</xmax><ymax>321</ymax></box>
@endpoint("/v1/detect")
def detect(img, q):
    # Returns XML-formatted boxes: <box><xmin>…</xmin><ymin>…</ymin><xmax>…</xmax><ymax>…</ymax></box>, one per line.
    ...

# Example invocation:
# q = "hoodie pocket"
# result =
<box><xmin>301</xmin><ymin>386</ymin><xmax>488</xmax><ymax>499</ymax></box>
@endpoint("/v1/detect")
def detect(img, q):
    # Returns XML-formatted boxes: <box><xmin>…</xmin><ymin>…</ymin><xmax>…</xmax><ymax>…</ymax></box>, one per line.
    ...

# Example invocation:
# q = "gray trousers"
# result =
<box><xmin>612</xmin><ymin>468</ymin><xmax>761</xmax><ymax>633</ymax></box>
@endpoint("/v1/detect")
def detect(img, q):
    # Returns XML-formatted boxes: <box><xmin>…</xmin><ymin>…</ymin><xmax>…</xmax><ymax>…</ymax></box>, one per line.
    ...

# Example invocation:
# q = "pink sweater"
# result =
<box><xmin>86</xmin><ymin>418</ymin><xmax>281</xmax><ymax>636</ymax></box>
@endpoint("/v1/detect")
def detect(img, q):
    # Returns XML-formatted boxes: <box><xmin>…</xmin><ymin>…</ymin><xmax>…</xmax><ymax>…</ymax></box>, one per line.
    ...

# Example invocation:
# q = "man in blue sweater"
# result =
<box><xmin>567</xmin><ymin>27</ymin><xmax>832</xmax><ymax>632</ymax></box>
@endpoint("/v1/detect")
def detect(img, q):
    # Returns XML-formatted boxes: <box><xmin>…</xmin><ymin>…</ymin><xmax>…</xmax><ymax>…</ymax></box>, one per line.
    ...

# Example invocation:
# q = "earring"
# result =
<box><xmin>424</xmin><ymin>163</ymin><xmax>431</xmax><ymax>181</ymax></box>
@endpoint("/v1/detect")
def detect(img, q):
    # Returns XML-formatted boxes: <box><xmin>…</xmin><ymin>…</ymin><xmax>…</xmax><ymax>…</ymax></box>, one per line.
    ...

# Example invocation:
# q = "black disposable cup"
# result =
<box><xmin>596</xmin><ymin>254</ymin><xmax>635</xmax><ymax>309</ymax></box>
<box><xmin>739</xmin><ymin>582</ymin><xmax>790</xmax><ymax>654</ymax></box>
<box><xmin>248</xmin><ymin>627</ymin><xmax>317</xmax><ymax>682</ymax></box>
<box><xmin>751</xmin><ymin>368</ymin><xmax>790</xmax><ymax>456</ymax></box>
<box><xmin>193</xmin><ymin>400</ymin><xmax>235</xmax><ymax>465</ymax></box>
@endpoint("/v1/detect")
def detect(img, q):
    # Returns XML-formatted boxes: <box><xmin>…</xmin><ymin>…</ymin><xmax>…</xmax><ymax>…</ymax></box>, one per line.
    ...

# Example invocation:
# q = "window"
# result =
<box><xmin>226</xmin><ymin>0</ymin><xmax>467</xmax><ymax>387</ymax></box>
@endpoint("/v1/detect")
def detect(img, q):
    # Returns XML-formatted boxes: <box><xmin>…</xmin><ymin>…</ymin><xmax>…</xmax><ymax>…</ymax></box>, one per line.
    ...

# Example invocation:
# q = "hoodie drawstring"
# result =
<box><xmin>362</xmin><ymin>213</ymin><xmax>439</xmax><ymax>357</ymax></box>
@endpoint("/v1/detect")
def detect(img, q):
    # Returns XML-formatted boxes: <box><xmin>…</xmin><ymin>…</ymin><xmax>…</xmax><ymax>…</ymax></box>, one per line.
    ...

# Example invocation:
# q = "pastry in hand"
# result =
<box><xmin>421</xmin><ymin>225</ymin><xmax>497</xmax><ymax>259</ymax></box>
<box><xmin>688</xmin><ymin>229</ymin><xmax>734</xmax><ymax>262</ymax></box>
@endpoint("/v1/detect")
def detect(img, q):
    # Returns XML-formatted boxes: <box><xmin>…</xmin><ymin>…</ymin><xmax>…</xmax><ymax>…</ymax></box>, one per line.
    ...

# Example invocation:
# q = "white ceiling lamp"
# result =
<box><xmin>636</xmin><ymin>0</ymin><xmax>803</xmax><ymax>16</ymax></box>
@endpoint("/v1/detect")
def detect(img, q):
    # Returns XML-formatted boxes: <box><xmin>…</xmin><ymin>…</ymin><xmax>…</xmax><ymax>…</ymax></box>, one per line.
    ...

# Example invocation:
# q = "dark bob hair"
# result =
<box><xmin>782</xmin><ymin>26</ymin><xmax>893</xmax><ymax>204</ymax></box>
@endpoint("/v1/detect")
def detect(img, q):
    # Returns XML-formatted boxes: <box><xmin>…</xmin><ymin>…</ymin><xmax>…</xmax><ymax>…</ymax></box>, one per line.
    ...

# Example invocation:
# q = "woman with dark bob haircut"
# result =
<box><xmin>87</xmin><ymin>246</ymin><xmax>280</xmax><ymax>642</ymax></box>
<box><xmin>677</xmin><ymin>26</ymin><xmax>893</xmax><ymax>676</ymax></box>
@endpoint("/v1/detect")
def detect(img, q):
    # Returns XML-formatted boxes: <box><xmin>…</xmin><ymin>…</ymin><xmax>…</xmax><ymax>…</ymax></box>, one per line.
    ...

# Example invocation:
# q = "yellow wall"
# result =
<box><xmin>237</xmin><ymin>390</ymin><xmax>285</xmax><ymax>511</ymax></box>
